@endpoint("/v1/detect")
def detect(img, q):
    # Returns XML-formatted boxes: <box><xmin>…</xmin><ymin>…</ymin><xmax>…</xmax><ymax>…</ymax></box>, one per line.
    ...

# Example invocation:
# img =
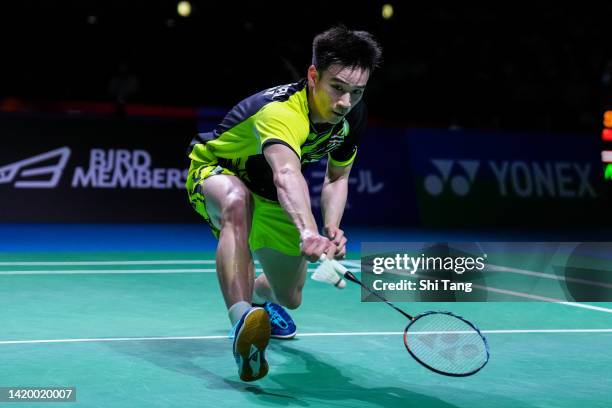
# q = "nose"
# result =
<box><xmin>337</xmin><ymin>92</ymin><xmax>351</xmax><ymax>111</ymax></box>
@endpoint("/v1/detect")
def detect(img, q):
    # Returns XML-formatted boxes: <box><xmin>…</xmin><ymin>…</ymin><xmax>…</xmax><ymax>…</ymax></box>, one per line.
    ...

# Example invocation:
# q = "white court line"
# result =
<box><xmin>354</xmin><ymin>259</ymin><xmax>612</xmax><ymax>289</ymax></box>
<box><xmin>0</xmin><ymin>267</ymin><xmax>361</xmax><ymax>276</ymax></box>
<box><xmin>488</xmin><ymin>265</ymin><xmax>612</xmax><ymax>290</ymax></box>
<box><xmin>557</xmin><ymin>302</ymin><xmax>612</xmax><ymax>314</ymax></box>
<box><xmin>2</xmin><ymin>259</ymin><xmax>611</xmax><ymax>314</ymax></box>
<box><xmin>471</xmin><ymin>285</ymin><xmax>612</xmax><ymax>314</ymax></box>
<box><xmin>2</xmin><ymin>328</ymin><xmax>612</xmax><ymax>345</ymax></box>
<box><xmin>378</xmin><ymin>266</ymin><xmax>612</xmax><ymax>315</ymax></box>
<box><xmin>0</xmin><ymin>269</ymin><xmax>221</xmax><ymax>275</ymax></box>
<box><xmin>0</xmin><ymin>259</ymin><xmax>358</xmax><ymax>267</ymax></box>
<box><xmin>0</xmin><ymin>259</ymin><xmax>355</xmax><ymax>267</ymax></box>
<box><xmin>0</xmin><ymin>260</ymin><xmax>219</xmax><ymax>266</ymax></box>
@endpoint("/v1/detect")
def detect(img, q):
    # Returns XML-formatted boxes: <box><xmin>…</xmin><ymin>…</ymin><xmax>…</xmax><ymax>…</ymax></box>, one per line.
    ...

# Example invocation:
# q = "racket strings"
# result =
<box><xmin>405</xmin><ymin>313</ymin><xmax>488</xmax><ymax>375</ymax></box>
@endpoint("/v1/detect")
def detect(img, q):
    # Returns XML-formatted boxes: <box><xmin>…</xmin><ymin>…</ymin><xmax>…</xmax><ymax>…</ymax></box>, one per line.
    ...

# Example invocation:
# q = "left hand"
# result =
<box><xmin>323</xmin><ymin>225</ymin><xmax>347</xmax><ymax>260</ymax></box>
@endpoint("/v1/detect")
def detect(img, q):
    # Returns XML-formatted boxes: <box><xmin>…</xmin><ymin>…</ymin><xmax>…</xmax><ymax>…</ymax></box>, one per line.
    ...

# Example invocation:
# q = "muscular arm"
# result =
<box><xmin>319</xmin><ymin>161</ymin><xmax>352</xmax><ymax>258</ymax></box>
<box><xmin>321</xmin><ymin>161</ymin><xmax>352</xmax><ymax>230</ymax></box>
<box><xmin>263</xmin><ymin>143</ymin><xmax>318</xmax><ymax>235</ymax></box>
<box><xmin>263</xmin><ymin>143</ymin><xmax>336</xmax><ymax>261</ymax></box>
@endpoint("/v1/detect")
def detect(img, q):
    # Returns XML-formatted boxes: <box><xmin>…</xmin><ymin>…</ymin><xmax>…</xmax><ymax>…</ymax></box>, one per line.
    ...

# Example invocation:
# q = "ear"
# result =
<box><xmin>307</xmin><ymin>65</ymin><xmax>319</xmax><ymax>88</ymax></box>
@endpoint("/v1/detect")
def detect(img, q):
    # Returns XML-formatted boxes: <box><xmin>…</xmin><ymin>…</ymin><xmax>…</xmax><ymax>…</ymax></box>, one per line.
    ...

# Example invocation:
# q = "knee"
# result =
<box><xmin>220</xmin><ymin>189</ymin><xmax>251</xmax><ymax>227</ymax></box>
<box><xmin>275</xmin><ymin>291</ymin><xmax>302</xmax><ymax>310</ymax></box>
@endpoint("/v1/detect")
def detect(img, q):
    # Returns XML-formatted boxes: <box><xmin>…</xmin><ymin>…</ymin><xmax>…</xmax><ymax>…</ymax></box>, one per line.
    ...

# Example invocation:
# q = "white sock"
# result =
<box><xmin>228</xmin><ymin>301</ymin><xmax>252</xmax><ymax>326</ymax></box>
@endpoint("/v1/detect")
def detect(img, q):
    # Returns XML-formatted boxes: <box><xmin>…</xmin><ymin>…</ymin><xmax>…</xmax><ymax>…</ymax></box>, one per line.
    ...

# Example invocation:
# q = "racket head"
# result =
<box><xmin>403</xmin><ymin>311</ymin><xmax>489</xmax><ymax>377</ymax></box>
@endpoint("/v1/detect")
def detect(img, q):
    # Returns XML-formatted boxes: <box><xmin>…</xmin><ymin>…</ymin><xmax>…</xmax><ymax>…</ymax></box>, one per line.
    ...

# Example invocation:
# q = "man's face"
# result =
<box><xmin>308</xmin><ymin>64</ymin><xmax>370</xmax><ymax>124</ymax></box>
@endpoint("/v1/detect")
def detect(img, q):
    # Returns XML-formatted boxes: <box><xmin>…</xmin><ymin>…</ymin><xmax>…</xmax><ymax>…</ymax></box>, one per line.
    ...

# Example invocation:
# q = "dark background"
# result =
<box><xmin>1</xmin><ymin>2</ymin><xmax>610</xmax><ymax>227</ymax></box>
<box><xmin>2</xmin><ymin>1</ymin><xmax>611</xmax><ymax>134</ymax></box>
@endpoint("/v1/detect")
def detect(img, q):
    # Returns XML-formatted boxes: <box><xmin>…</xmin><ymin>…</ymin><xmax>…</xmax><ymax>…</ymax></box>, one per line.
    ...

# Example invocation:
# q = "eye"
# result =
<box><xmin>331</xmin><ymin>85</ymin><xmax>343</xmax><ymax>91</ymax></box>
<box><xmin>352</xmin><ymin>89</ymin><xmax>364</xmax><ymax>96</ymax></box>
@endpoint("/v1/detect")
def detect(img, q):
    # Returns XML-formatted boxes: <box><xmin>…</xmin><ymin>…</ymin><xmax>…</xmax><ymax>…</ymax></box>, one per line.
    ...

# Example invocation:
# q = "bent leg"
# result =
<box><xmin>254</xmin><ymin>247</ymin><xmax>308</xmax><ymax>310</ymax></box>
<box><xmin>201</xmin><ymin>174</ymin><xmax>255</xmax><ymax>309</ymax></box>
<box><xmin>195</xmin><ymin>172</ymin><xmax>271</xmax><ymax>382</ymax></box>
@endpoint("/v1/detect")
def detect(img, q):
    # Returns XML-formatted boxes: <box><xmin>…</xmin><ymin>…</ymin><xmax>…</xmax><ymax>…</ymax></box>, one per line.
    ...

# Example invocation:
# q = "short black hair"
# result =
<box><xmin>312</xmin><ymin>25</ymin><xmax>382</xmax><ymax>73</ymax></box>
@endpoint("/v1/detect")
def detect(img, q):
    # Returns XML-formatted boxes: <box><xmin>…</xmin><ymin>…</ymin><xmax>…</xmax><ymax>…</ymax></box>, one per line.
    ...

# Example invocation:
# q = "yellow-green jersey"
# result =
<box><xmin>187</xmin><ymin>79</ymin><xmax>367</xmax><ymax>201</ymax></box>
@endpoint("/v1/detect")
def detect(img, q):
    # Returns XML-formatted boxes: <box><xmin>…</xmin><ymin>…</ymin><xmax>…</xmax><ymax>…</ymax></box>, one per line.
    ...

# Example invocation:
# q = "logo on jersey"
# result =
<box><xmin>301</xmin><ymin>133</ymin><xmax>346</xmax><ymax>164</ymax></box>
<box><xmin>263</xmin><ymin>83</ymin><xmax>296</xmax><ymax>100</ymax></box>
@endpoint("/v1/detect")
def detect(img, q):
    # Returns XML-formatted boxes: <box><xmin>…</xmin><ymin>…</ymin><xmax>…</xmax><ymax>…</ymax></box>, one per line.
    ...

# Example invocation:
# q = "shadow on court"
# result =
<box><xmin>263</xmin><ymin>342</ymin><xmax>459</xmax><ymax>408</ymax></box>
<box><xmin>107</xmin><ymin>338</ymin><xmax>537</xmax><ymax>408</ymax></box>
<box><xmin>108</xmin><ymin>339</ymin><xmax>305</xmax><ymax>404</ymax></box>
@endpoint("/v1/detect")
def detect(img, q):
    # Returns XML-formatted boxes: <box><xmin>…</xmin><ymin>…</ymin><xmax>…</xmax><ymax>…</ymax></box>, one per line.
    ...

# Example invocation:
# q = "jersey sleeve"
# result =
<box><xmin>254</xmin><ymin>101</ymin><xmax>308</xmax><ymax>158</ymax></box>
<box><xmin>329</xmin><ymin>101</ymin><xmax>367</xmax><ymax>167</ymax></box>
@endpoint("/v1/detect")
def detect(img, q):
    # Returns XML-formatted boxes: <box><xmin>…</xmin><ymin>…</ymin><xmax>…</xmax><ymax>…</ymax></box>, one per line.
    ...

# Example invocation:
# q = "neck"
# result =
<box><xmin>310</xmin><ymin>120</ymin><xmax>334</xmax><ymax>135</ymax></box>
<box><xmin>306</xmin><ymin>86</ymin><xmax>320</xmax><ymax>123</ymax></box>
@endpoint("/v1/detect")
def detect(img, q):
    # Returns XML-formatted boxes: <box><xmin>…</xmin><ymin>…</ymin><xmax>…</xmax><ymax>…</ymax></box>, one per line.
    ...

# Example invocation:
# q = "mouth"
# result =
<box><xmin>332</xmin><ymin>111</ymin><xmax>345</xmax><ymax>118</ymax></box>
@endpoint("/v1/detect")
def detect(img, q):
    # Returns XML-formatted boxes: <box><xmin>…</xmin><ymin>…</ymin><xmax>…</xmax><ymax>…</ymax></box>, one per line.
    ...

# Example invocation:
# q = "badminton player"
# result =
<box><xmin>185</xmin><ymin>26</ymin><xmax>382</xmax><ymax>381</ymax></box>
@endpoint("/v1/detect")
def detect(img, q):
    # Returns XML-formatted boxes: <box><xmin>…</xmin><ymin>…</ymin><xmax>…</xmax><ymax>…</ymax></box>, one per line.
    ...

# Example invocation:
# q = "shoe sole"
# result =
<box><xmin>234</xmin><ymin>308</ymin><xmax>271</xmax><ymax>382</ymax></box>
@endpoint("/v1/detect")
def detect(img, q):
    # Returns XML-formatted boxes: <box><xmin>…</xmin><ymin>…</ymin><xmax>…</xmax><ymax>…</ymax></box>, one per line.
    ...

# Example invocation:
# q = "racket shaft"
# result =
<box><xmin>344</xmin><ymin>271</ymin><xmax>413</xmax><ymax>320</ymax></box>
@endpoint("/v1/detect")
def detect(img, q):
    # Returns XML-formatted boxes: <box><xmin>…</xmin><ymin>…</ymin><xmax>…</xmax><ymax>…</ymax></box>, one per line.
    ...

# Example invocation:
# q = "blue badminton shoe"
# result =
<box><xmin>231</xmin><ymin>307</ymin><xmax>271</xmax><ymax>382</ymax></box>
<box><xmin>263</xmin><ymin>302</ymin><xmax>297</xmax><ymax>339</ymax></box>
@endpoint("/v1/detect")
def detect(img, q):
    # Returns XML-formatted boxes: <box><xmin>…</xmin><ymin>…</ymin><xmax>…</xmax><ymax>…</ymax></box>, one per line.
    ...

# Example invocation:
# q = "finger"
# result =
<box><xmin>301</xmin><ymin>242</ymin><xmax>319</xmax><ymax>261</ymax></box>
<box><xmin>302</xmin><ymin>243</ymin><xmax>320</xmax><ymax>262</ymax></box>
<box><xmin>335</xmin><ymin>243</ymin><xmax>346</xmax><ymax>259</ymax></box>
<box><xmin>324</xmin><ymin>242</ymin><xmax>338</xmax><ymax>260</ymax></box>
<box><xmin>319</xmin><ymin>240</ymin><xmax>334</xmax><ymax>259</ymax></box>
<box><xmin>303</xmin><ymin>239</ymin><xmax>323</xmax><ymax>261</ymax></box>
<box><xmin>300</xmin><ymin>241</ymin><xmax>314</xmax><ymax>256</ymax></box>
<box><xmin>333</xmin><ymin>231</ymin><xmax>345</xmax><ymax>246</ymax></box>
<box><xmin>335</xmin><ymin>246</ymin><xmax>346</xmax><ymax>260</ymax></box>
<box><xmin>335</xmin><ymin>249</ymin><xmax>346</xmax><ymax>260</ymax></box>
<box><xmin>333</xmin><ymin>236</ymin><xmax>346</xmax><ymax>252</ymax></box>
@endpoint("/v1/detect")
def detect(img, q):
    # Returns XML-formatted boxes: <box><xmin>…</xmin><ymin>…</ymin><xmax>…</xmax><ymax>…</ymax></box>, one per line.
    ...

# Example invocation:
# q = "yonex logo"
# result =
<box><xmin>424</xmin><ymin>159</ymin><xmax>596</xmax><ymax>198</ymax></box>
<box><xmin>0</xmin><ymin>147</ymin><xmax>71</xmax><ymax>188</ymax></box>
<box><xmin>424</xmin><ymin>160</ymin><xmax>479</xmax><ymax>196</ymax></box>
<box><xmin>416</xmin><ymin>332</ymin><xmax>481</xmax><ymax>363</ymax></box>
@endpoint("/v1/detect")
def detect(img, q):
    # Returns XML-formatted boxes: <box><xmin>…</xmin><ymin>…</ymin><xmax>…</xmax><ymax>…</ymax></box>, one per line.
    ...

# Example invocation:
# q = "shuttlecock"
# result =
<box><xmin>312</xmin><ymin>257</ymin><xmax>346</xmax><ymax>288</ymax></box>
<box><xmin>329</xmin><ymin>259</ymin><xmax>349</xmax><ymax>275</ymax></box>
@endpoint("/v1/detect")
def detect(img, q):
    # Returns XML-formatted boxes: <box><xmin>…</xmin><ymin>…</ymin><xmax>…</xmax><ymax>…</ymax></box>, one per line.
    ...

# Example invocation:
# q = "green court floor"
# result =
<box><xmin>1</xmin><ymin>252</ymin><xmax>611</xmax><ymax>407</ymax></box>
